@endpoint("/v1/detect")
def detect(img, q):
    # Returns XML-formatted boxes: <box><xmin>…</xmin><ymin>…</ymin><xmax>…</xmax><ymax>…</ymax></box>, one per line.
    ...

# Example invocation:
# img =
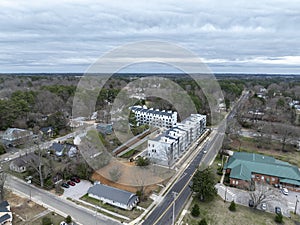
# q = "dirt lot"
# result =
<box><xmin>184</xmin><ymin>196</ymin><xmax>300</xmax><ymax>225</ymax></box>
<box><xmin>5</xmin><ymin>190</ymin><xmax>64</xmax><ymax>225</ymax></box>
<box><xmin>92</xmin><ymin>158</ymin><xmax>174</xmax><ymax>193</ymax></box>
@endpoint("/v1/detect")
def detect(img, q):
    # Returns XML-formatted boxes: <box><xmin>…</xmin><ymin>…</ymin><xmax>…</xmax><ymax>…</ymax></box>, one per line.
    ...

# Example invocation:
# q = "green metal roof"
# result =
<box><xmin>230</xmin><ymin>163</ymin><xmax>252</xmax><ymax>181</ymax></box>
<box><xmin>225</xmin><ymin>152</ymin><xmax>300</xmax><ymax>182</ymax></box>
<box><xmin>280</xmin><ymin>178</ymin><xmax>300</xmax><ymax>186</ymax></box>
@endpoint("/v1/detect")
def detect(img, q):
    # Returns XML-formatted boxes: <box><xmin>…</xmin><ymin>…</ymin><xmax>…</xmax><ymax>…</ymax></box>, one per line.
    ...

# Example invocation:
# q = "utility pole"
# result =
<box><xmin>224</xmin><ymin>186</ymin><xmax>228</xmax><ymax>202</ymax></box>
<box><xmin>172</xmin><ymin>191</ymin><xmax>178</xmax><ymax>225</ymax></box>
<box><xmin>295</xmin><ymin>195</ymin><xmax>299</xmax><ymax>215</ymax></box>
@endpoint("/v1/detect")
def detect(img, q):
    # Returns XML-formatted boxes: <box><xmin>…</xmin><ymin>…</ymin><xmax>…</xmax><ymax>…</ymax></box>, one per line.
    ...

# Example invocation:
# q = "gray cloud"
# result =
<box><xmin>0</xmin><ymin>0</ymin><xmax>299</xmax><ymax>73</ymax></box>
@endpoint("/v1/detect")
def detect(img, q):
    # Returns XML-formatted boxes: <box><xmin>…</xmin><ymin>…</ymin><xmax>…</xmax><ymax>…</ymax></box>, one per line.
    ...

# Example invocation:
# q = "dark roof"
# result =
<box><xmin>0</xmin><ymin>201</ymin><xmax>9</xmax><ymax>212</ymax></box>
<box><xmin>131</xmin><ymin>106</ymin><xmax>174</xmax><ymax>117</ymax></box>
<box><xmin>88</xmin><ymin>184</ymin><xmax>138</xmax><ymax>206</ymax></box>
<box><xmin>11</xmin><ymin>153</ymin><xmax>38</xmax><ymax>168</ymax></box>
<box><xmin>50</xmin><ymin>143</ymin><xmax>65</xmax><ymax>152</ymax></box>
<box><xmin>0</xmin><ymin>214</ymin><xmax>11</xmax><ymax>223</ymax></box>
<box><xmin>40</xmin><ymin>126</ymin><xmax>54</xmax><ymax>134</ymax></box>
<box><xmin>0</xmin><ymin>201</ymin><xmax>9</xmax><ymax>208</ymax></box>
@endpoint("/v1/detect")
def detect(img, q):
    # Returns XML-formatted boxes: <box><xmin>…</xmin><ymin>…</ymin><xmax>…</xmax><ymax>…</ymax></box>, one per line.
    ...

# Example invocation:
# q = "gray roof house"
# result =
<box><xmin>0</xmin><ymin>201</ymin><xmax>12</xmax><ymax>225</ymax></box>
<box><xmin>87</xmin><ymin>183</ymin><xmax>139</xmax><ymax>210</ymax></box>
<box><xmin>49</xmin><ymin>143</ymin><xmax>65</xmax><ymax>157</ymax></box>
<box><xmin>40</xmin><ymin>126</ymin><xmax>54</xmax><ymax>138</ymax></box>
<box><xmin>2</xmin><ymin>128</ymin><xmax>33</xmax><ymax>147</ymax></box>
<box><xmin>9</xmin><ymin>153</ymin><xmax>39</xmax><ymax>173</ymax></box>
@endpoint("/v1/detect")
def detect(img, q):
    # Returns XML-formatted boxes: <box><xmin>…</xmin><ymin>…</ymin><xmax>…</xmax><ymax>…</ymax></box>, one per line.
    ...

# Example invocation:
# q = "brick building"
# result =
<box><xmin>225</xmin><ymin>152</ymin><xmax>300</xmax><ymax>191</ymax></box>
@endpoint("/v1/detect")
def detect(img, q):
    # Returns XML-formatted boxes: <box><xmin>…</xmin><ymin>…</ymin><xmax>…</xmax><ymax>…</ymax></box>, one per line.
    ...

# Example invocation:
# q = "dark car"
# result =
<box><xmin>61</xmin><ymin>182</ymin><xmax>69</xmax><ymax>188</ymax></box>
<box><xmin>275</xmin><ymin>206</ymin><xmax>281</xmax><ymax>214</ymax></box>
<box><xmin>67</xmin><ymin>180</ymin><xmax>76</xmax><ymax>186</ymax></box>
<box><xmin>71</xmin><ymin>177</ymin><xmax>80</xmax><ymax>183</ymax></box>
<box><xmin>248</xmin><ymin>199</ymin><xmax>254</xmax><ymax>207</ymax></box>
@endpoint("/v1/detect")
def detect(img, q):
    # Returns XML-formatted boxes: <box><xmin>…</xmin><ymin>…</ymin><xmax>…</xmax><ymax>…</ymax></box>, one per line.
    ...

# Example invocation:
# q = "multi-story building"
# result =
<box><xmin>148</xmin><ymin>114</ymin><xmax>206</xmax><ymax>166</ymax></box>
<box><xmin>130</xmin><ymin>105</ymin><xmax>177</xmax><ymax>128</ymax></box>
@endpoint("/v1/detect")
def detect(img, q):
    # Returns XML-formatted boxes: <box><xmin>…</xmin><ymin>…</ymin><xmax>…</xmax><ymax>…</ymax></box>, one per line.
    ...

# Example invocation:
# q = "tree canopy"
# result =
<box><xmin>191</xmin><ymin>167</ymin><xmax>217</xmax><ymax>202</ymax></box>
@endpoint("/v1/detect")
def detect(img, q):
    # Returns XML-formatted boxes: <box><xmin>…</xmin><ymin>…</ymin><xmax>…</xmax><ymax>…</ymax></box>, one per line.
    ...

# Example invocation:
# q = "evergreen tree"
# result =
<box><xmin>191</xmin><ymin>167</ymin><xmax>217</xmax><ymax>202</ymax></box>
<box><xmin>191</xmin><ymin>204</ymin><xmax>200</xmax><ymax>217</ymax></box>
<box><xmin>229</xmin><ymin>201</ymin><xmax>236</xmax><ymax>211</ymax></box>
<box><xmin>199</xmin><ymin>218</ymin><xmax>208</xmax><ymax>225</ymax></box>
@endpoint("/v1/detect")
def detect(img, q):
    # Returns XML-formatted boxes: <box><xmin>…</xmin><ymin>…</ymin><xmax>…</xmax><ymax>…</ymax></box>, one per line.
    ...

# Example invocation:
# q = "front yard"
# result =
<box><xmin>183</xmin><ymin>196</ymin><xmax>300</xmax><ymax>225</ymax></box>
<box><xmin>80</xmin><ymin>194</ymin><xmax>153</xmax><ymax>220</ymax></box>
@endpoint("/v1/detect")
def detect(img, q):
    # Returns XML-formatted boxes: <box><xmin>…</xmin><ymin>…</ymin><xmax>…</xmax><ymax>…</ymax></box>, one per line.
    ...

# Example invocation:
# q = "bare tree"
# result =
<box><xmin>0</xmin><ymin>171</ymin><xmax>6</xmax><ymax>202</ymax></box>
<box><xmin>27</xmin><ymin>142</ymin><xmax>52</xmax><ymax>188</ymax></box>
<box><xmin>249</xmin><ymin>181</ymin><xmax>281</xmax><ymax>209</ymax></box>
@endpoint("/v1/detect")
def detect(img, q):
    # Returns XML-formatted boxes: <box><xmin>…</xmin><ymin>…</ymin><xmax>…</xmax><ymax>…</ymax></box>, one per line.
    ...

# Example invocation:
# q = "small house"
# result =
<box><xmin>87</xmin><ymin>183</ymin><xmax>139</xmax><ymax>210</ymax></box>
<box><xmin>9</xmin><ymin>153</ymin><xmax>39</xmax><ymax>173</ymax></box>
<box><xmin>2</xmin><ymin>128</ymin><xmax>33</xmax><ymax>147</ymax></box>
<box><xmin>49</xmin><ymin>143</ymin><xmax>65</xmax><ymax>157</ymax></box>
<box><xmin>40</xmin><ymin>127</ymin><xmax>54</xmax><ymax>138</ymax></box>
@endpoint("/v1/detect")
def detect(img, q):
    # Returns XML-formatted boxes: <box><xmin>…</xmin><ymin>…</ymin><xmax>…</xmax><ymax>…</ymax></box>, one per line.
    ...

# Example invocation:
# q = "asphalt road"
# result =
<box><xmin>5</xmin><ymin>175</ymin><xmax>120</xmax><ymax>225</ymax></box>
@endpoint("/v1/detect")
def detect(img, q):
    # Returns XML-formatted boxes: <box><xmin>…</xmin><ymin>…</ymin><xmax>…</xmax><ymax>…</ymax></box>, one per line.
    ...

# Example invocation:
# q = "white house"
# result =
<box><xmin>148</xmin><ymin>114</ymin><xmax>206</xmax><ymax>166</ymax></box>
<box><xmin>2</xmin><ymin>128</ymin><xmax>34</xmax><ymax>147</ymax></box>
<box><xmin>87</xmin><ymin>183</ymin><xmax>139</xmax><ymax>210</ymax></box>
<box><xmin>130</xmin><ymin>105</ymin><xmax>177</xmax><ymax>128</ymax></box>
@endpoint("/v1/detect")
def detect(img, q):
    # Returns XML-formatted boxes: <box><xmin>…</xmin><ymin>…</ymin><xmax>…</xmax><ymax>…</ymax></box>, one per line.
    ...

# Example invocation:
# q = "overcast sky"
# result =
<box><xmin>0</xmin><ymin>0</ymin><xmax>300</xmax><ymax>74</ymax></box>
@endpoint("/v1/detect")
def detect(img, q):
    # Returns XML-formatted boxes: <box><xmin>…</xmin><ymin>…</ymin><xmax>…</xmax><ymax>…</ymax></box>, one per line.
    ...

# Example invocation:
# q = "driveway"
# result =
<box><xmin>62</xmin><ymin>180</ymin><xmax>93</xmax><ymax>200</ymax></box>
<box><xmin>216</xmin><ymin>183</ymin><xmax>299</xmax><ymax>217</ymax></box>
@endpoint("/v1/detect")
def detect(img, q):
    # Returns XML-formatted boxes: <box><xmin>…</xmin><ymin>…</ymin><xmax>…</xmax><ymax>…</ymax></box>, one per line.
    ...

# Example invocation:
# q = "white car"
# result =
<box><xmin>203</xmin><ymin>150</ymin><xmax>207</xmax><ymax>154</ymax></box>
<box><xmin>282</xmin><ymin>188</ymin><xmax>289</xmax><ymax>195</ymax></box>
<box><xmin>261</xmin><ymin>203</ymin><xmax>267</xmax><ymax>211</ymax></box>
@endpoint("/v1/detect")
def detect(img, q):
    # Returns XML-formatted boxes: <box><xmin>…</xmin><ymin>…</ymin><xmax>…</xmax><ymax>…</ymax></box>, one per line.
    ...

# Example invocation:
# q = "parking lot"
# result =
<box><xmin>62</xmin><ymin>180</ymin><xmax>93</xmax><ymax>200</ymax></box>
<box><xmin>216</xmin><ymin>183</ymin><xmax>300</xmax><ymax>217</ymax></box>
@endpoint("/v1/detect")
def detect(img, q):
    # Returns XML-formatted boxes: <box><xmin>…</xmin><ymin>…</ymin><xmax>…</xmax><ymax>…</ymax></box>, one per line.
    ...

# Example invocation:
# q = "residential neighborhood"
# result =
<box><xmin>0</xmin><ymin>1</ymin><xmax>300</xmax><ymax>224</ymax></box>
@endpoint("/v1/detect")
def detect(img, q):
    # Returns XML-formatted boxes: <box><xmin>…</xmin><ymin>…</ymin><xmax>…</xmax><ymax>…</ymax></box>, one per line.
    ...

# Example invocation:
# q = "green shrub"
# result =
<box><xmin>275</xmin><ymin>213</ymin><xmax>283</xmax><ymax>223</ymax></box>
<box><xmin>191</xmin><ymin>204</ymin><xmax>200</xmax><ymax>217</ymax></box>
<box><xmin>199</xmin><ymin>218</ymin><xmax>208</xmax><ymax>225</ymax></box>
<box><xmin>65</xmin><ymin>215</ymin><xmax>72</xmax><ymax>224</ymax></box>
<box><xmin>229</xmin><ymin>201</ymin><xmax>236</xmax><ymax>211</ymax></box>
<box><xmin>42</xmin><ymin>217</ymin><xmax>52</xmax><ymax>225</ymax></box>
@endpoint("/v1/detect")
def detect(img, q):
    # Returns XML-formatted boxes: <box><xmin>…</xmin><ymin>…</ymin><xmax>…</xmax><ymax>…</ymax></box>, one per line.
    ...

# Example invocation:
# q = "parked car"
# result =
<box><xmin>203</xmin><ymin>150</ymin><xmax>207</xmax><ymax>154</ymax></box>
<box><xmin>71</xmin><ymin>177</ymin><xmax>80</xmax><ymax>183</ymax></box>
<box><xmin>61</xmin><ymin>182</ymin><xmax>69</xmax><ymax>188</ymax></box>
<box><xmin>248</xmin><ymin>199</ymin><xmax>254</xmax><ymax>207</ymax></box>
<box><xmin>67</xmin><ymin>181</ymin><xmax>76</xmax><ymax>186</ymax></box>
<box><xmin>275</xmin><ymin>206</ymin><xmax>281</xmax><ymax>214</ymax></box>
<box><xmin>282</xmin><ymin>188</ymin><xmax>289</xmax><ymax>195</ymax></box>
<box><xmin>261</xmin><ymin>203</ymin><xmax>267</xmax><ymax>211</ymax></box>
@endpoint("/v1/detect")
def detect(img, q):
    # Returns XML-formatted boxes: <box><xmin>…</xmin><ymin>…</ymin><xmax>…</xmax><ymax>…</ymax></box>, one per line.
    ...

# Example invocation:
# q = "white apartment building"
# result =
<box><xmin>148</xmin><ymin>114</ymin><xmax>206</xmax><ymax>166</ymax></box>
<box><xmin>130</xmin><ymin>105</ymin><xmax>177</xmax><ymax>128</ymax></box>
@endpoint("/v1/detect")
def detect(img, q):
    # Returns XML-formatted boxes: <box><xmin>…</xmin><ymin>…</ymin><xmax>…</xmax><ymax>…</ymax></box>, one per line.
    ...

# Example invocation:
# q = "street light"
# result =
<box><xmin>295</xmin><ymin>195</ymin><xmax>299</xmax><ymax>215</ymax></box>
<box><xmin>172</xmin><ymin>191</ymin><xmax>178</xmax><ymax>225</ymax></box>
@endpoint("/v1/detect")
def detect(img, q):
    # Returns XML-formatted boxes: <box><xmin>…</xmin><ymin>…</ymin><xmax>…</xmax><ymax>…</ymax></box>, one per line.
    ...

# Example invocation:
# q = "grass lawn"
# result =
<box><xmin>184</xmin><ymin>196</ymin><xmax>300</xmax><ymax>225</ymax></box>
<box><xmin>31</xmin><ymin>212</ymin><xmax>65</xmax><ymax>225</ymax></box>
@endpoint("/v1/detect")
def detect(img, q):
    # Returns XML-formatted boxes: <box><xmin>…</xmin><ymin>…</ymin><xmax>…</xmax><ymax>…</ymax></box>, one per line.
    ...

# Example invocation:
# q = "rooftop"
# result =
<box><xmin>225</xmin><ymin>152</ymin><xmax>300</xmax><ymax>185</ymax></box>
<box><xmin>88</xmin><ymin>183</ymin><xmax>138</xmax><ymax>206</ymax></box>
